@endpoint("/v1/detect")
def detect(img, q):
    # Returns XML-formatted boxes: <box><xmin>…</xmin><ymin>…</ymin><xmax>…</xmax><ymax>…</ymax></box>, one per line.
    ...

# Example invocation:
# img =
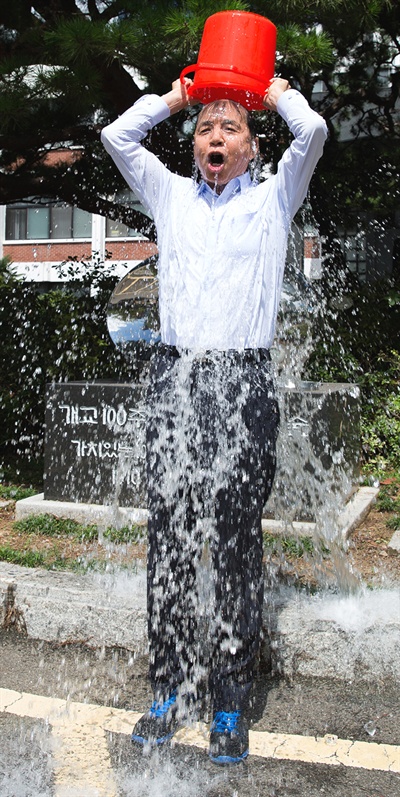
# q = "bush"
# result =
<box><xmin>306</xmin><ymin>276</ymin><xmax>400</xmax><ymax>472</ymax></box>
<box><xmin>0</xmin><ymin>256</ymin><xmax>135</xmax><ymax>483</ymax></box>
<box><xmin>360</xmin><ymin>351</ymin><xmax>400</xmax><ymax>471</ymax></box>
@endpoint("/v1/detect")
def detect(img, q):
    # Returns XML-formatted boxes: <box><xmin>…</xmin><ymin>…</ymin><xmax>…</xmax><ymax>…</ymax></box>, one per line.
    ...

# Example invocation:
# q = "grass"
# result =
<box><xmin>263</xmin><ymin>532</ymin><xmax>320</xmax><ymax>558</ymax></box>
<box><xmin>14</xmin><ymin>514</ymin><xmax>99</xmax><ymax>542</ymax></box>
<box><xmin>0</xmin><ymin>542</ymin><xmax>113</xmax><ymax>573</ymax></box>
<box><xmin>103</xmin><ymin>524</ymin><xmax>146</xmax><ymax>544</ymax></box>
<box><xmin>1</xmin><ymin>512</ymin><xmax>147</xmax><ymax>573</ymax></box>
<box><xmin>386</xmin><ymin>515</ymin><xmax>400</xmax><ymax>531</ymax></box>
<box><xmin>0</xmin><ymin>484</ymin><xmax>37</xmax><ymax>502</ymax></box>
<box><xmin>14</xmin><ymin>513</ymin><xmax>98</xmax><ymax>541</ymax></box>
<box><xmin>5</xmin><ymin>510</ymin><xmax>323</xmax><ymax>575</ymax></box>
<box><xmin>13</xmin><ymin>514</ymin><xmax>146</xmax><ymax>544</ymax></box>
<box><xmin>0</xmin><ymin>545</ymin><xmax>46</xmax><ymax>568</ymax></box>
<box><xmin>376</xmin><ymin>490</ymin><xmax>400</xmax><ymax>513</ymax></box>
<box><xmin>373</xmin><ymin>473</ymin><xmax>400</xmax><ymax>533</ymax></box>
<box><xmin>2</xmin><ymin>468</ymin><xmax>400</xmax><ymax>579</ymax></box>
<box><xmin>4</xmin><ymin>509</ymin><xmax>323</xmax><ymax>576</ymax></box>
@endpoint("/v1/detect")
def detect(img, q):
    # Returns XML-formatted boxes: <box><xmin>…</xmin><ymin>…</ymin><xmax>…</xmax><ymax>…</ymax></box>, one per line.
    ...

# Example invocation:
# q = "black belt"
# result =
<box><xmin>158</xmin><ymin>343</ymin><xmax>271</xmax><ymax>364</ymax></box>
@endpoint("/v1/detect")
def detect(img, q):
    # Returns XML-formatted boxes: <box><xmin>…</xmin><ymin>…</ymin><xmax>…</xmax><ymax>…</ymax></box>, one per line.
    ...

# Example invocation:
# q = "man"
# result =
<box><xmin>102</xmin><ymin>76</ymin><xmax>327</xmax><ymax>765</ymax></box>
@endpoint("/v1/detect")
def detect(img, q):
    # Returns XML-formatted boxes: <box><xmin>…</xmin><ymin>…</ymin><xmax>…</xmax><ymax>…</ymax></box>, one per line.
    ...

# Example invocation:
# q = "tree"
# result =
<box><xmin>0</xmin><ymin>1</ymin><xmax>399</xmax><ymax>238</ymax></box>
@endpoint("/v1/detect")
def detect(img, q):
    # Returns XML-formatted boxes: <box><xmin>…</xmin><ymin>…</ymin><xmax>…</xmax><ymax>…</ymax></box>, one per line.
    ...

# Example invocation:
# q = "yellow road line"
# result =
<box><xmin>1</xmin><ymin>688</ymin><xmax>399</xmax><ymax>779</ymax></box>
<box><xmin>0</xmin><ymin>688</ymin><xmax>136</xmax><ymax>797</ymax></box>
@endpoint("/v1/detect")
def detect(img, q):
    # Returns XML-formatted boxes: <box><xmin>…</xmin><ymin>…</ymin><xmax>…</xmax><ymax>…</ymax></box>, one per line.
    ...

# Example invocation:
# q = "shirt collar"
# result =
<box><xmin>197</xmin><ymin>171</ymin><xmax>252</xmax><ymax>202</ymax></box>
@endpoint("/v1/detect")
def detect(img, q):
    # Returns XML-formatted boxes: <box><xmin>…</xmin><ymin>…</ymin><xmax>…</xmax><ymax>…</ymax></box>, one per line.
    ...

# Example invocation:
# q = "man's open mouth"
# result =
<box><xmin>208</xmin><ymin>151</ymin><xmax>225</xmax><ymax>172</ymax></box>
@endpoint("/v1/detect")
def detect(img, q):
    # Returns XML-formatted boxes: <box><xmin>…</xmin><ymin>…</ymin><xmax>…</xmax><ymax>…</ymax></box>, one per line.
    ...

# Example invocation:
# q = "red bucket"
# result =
<box><xmin>180</xmin><ymin>11</ymin><xmax>276</xmax><ymax>111</ymax></box>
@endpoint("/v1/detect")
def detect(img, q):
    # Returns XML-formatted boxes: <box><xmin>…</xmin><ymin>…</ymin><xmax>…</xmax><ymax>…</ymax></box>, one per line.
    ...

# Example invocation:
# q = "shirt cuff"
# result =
<box><xmin>134</xmin><ymin>93</ymin><xmax>171</xmax><ymax>125</ymax></box>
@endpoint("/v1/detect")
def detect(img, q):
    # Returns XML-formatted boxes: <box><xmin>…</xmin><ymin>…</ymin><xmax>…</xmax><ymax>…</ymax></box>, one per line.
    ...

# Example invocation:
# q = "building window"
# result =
<box><xmin>105</xmin><ymin>217</ymin><xmax>140</xmax><ymax>238</ymax></box>
<box><xmin>341</xmin><ymin>230</ymin><xmax>367</xmax><ymax>282</ymax></box>
<box><xmin>73</xmin><ymin>207</ymin><xmax>92</xmax><ymax>238</ymax></box>
<box><xmin>105</xmin><ymin>189</ymin><xmax>150</xmax><ymax>237</ymax></box>
<box><xmin>27</xmin><ymin>206</ymin><xmax>50</xmax><ymax>239</ymax></box>
<box><xmin>51</xmin><ymin>205</ymin><xmax>73</xmax><ymax>238</ymax></box>
<box><xmin>5</xmin><ymin>202</ymin><xmax>92</xmax><ymax>240</ymax></box>
<box><xmin>6</xmin><ymin>207</ymin><xmax>27</xmax><ymax>239</ymax></box>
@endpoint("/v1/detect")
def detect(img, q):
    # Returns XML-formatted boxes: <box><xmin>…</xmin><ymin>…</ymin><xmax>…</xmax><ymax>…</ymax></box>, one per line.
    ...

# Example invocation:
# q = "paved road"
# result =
<box><xmin>1</xmin><ymin>631</ymin><xmax>399</xmax><ymax>796</ymax></box>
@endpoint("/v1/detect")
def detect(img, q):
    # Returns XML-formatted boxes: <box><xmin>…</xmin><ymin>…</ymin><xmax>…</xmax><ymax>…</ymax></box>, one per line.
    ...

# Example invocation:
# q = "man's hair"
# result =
<box><xmin>195</xmin><ymin>100</ymin><xmax>257</xmax><ymax>140</ymax></box>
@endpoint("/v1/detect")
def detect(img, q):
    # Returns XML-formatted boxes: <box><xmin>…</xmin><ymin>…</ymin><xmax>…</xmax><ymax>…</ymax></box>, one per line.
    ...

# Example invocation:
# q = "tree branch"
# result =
<box><xmin>33</xmin><ymin>0</ymin><xmax>81</xmax><ymax>23</ymax></box>
<box><xmin>87</xmin><ymin>0</ymin><xmax>101</xmax><ymax>20</ymax></box>
<box><xmin>0</xmin><ymin>126</ymin><xmax>103</xmax><ymax>153</ymax></box>
<box><xmin>92</xmin><ymin>57</ymin><xmax>143</xmax><ymax>113</ymax></box>
<box><xmin>0</xmin><ymin>168</ymin><xmax>156</xmax><ymax>240</ymax></box>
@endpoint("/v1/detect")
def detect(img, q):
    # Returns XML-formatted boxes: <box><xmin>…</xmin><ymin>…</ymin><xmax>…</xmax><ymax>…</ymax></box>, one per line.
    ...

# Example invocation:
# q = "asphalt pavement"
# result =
<box><xmin>1</xmin><ymin>631</ymin><xmax>399</xmax><ymax>797</ymax></box>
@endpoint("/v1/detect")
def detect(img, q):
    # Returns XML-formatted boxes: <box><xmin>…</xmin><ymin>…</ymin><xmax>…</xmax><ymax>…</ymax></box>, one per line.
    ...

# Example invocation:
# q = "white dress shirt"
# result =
<box><xmin>101</xmin><ymin>90</ymin><xmax>327</xmax><ymax>352</ymax></box>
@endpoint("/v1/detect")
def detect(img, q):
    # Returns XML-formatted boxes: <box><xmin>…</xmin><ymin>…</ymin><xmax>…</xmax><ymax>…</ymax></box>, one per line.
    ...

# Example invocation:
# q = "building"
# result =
<box><xmin>0</xmin><ymin>193</ymin><xmax>157</xmax><ymax>288</ymax></box>
<box><xmin>0</xmin><ymin>144</ymin><xmax>156</xmax><ymax>288</ymax></box>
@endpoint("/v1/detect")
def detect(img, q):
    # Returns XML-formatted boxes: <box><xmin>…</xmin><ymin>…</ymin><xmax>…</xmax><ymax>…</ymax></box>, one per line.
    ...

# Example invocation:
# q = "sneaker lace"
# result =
<box><xmin>149</xmin><ymin>693</ymin><xmax>177</xmax><ymax>718</ymax></box>
<box><xmin>212</xmin><ymin>710</ymin><xmax>240</xmax><ymax>733</ymax></box>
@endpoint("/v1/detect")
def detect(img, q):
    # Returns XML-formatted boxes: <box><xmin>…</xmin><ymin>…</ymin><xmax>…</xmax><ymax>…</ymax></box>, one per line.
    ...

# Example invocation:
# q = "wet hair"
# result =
<box><xmin>195</xmin><ymin>99</ymin><xmax>257</xmax><ymax>140</ymax></box>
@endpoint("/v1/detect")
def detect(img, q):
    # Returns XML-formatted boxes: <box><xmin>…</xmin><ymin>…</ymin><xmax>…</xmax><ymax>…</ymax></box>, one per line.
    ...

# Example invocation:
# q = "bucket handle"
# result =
<box><xmin>180</xmin><ymin>63</ymin><xmax>272</xmax><ymax>88</ymax></box>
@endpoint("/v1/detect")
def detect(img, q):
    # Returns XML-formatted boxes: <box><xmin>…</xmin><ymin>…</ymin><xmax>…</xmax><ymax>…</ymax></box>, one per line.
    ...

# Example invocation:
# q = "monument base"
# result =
<box><xmin>16</xmin><ymin>487</ymin><xmax>379</xmax><ymax>541</ymax></box>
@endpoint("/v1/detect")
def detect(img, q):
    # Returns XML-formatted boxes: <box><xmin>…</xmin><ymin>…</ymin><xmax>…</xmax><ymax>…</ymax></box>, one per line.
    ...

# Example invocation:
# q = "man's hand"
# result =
<box><xmin>162</xmin><ymin>78</ymin><xmax>194</xmax><ymax>115</ymax></box>
<box><xmin>263</xmin><ymin>78</ymin><xmax>291</xmax><ymax>111</ymax></box>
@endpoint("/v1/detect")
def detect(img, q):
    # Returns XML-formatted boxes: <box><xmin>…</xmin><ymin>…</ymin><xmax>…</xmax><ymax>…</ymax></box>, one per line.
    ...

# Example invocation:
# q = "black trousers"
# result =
<box><xmin>145</xmin><ymin>346</ymin><xmax>279</xmax><ymax>710</ymax></box>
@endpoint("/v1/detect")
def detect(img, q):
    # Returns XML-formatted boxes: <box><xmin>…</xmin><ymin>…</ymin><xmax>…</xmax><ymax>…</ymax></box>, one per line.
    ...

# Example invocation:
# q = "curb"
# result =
<box><xmin>261</xmin><ymin>485</ymin><xmax>380</xmax><ymax>540</ymax></box>
<box><xmin>0</xmin><ymin>562</ymin><xmax>147</xmax><ymax>653</ymax></box>
<box><xmin>267</xmin><ymin>587</ymin><xmax>400</xmax><ymax>683</ymax></box>
<box><xmin>1</xmin><ymin>561</ymin><xmax>399</xmax><ymax>683</ymax></box>
<box><xmin>15</xmin><ymin>494</ymin><xmax>148</xmax><ymax>531</ymax></box>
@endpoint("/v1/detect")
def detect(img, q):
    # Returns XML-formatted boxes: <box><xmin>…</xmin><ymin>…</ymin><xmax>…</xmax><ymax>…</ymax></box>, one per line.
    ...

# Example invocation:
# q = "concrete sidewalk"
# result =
<box><xmin>1</xmin><ymin>560</ymin><xmax>399</xmax><ymax>684</ymax></box>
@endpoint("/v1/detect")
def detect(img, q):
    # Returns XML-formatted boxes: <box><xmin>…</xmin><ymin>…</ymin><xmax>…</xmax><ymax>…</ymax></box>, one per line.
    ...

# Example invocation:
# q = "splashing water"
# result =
<box><xmin>313</xmin><ymin>587</ymin><xmax>400</xmax><ymax>633</ymax></box>
<box><xmin>144</xmin><ymin>347</ymin><xmax>277</xmax><ymax>702</ymax></box>
<box><xmin>117</xmin><ymin>751</ymin><xmax>247</xmax><ymax>797</ymax></box>
<box><xmin>0</xmin><ymin>721</ymin><xmax>53</xmax><ymax>797</ymax></box>
<box><xmin>106</xmin><ymin>237</ymin><xmax>361</xmax><ymax>553</ymax></box>
<box><xmin>118</xmin><ymin>757</ymin><xmax>211</xmax><ymax>797</ymax></box>
<box><xmin>33</xmin><ymin>185</ymin><xmax>370</xmax><ymax>794</ymax></box>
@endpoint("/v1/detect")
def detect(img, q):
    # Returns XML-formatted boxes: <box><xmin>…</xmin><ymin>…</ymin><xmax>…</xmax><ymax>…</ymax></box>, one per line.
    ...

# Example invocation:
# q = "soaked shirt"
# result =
<box><xmin>101</xmin><ymin>91</ymin><xmax>327</xmax><ymax>351</ymax></box>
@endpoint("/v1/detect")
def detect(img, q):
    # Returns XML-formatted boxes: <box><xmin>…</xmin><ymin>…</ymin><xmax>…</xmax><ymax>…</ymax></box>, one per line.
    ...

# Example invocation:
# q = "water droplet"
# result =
<box><xmin>364</xmin><ymin>720</ymin><xmax>377</xmax><ymax>737</ymax></box>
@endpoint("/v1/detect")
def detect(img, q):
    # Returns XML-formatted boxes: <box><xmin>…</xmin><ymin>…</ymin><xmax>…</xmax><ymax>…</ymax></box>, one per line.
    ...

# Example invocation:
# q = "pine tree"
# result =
<box><xmin>0</xmin><ymin>1</ymin><xmax>398</xmax><ymax>237</ymax></box>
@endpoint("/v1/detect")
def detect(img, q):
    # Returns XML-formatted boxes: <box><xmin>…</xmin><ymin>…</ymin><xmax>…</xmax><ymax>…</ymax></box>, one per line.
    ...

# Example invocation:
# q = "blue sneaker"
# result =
<box><xmin>131</xmin><ymin>692</ymin><xmax>180</xmax><ymax>746</ymax></box>
<box><xmin>209</xmin><ymin>710</ymin><xmax>249</xmax><ymax>764</ymax></box>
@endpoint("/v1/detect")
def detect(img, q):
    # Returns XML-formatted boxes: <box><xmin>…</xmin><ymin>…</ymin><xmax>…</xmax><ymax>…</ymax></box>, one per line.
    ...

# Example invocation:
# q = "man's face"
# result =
<box><xmin>193</xmin><ymin>101</ymin><xmax>255</xmax><ymax>191</ymax></box>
